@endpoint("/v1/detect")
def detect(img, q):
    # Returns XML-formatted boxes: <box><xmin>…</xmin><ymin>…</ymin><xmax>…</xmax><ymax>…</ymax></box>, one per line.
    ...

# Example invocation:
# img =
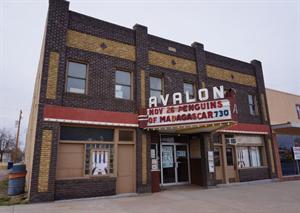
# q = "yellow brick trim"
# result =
<box><xmin>206</xmin><ymin>65</ymin><xmax>257</xmax><ymax>87</ymax></box>
<box><xmin>141</xmin><ymin>133</ymin><xmax>147</xmax><ymax>185</ymax></box>
<box><xmin>46</xmin><ymin>52</ymin><xmax>59</xmax><ymax>99</ymax></box>
<box><xmin>66</xmin><ymin>30</ymin><xmax>136</xmax><ymax>61</ymax></box>
<box><xmin>141</xmin><ymin>70</ymin><xmax>146</xmax><ymax>108</ymax></box>
<box><xmin>149</xmin><ymin>50</ymin><xmax>197</xmax><ymax>74</ymax></box>
<box><xmin>38</xmin><ymin>130</ymin><xmax>52</xmax><ymax>192</ymax></box>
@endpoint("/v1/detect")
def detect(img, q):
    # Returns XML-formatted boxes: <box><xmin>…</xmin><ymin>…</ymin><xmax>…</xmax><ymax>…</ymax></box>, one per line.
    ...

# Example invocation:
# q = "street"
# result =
<box><xmin>1</xmin><ymin>180</ymin><xmax>299</xmax><ymax>213</ymax></box>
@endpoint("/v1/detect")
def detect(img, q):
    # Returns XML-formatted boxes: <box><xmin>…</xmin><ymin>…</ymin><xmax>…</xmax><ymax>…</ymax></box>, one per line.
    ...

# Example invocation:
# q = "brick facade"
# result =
<box><xmin>25</xmin><ymin>0</ymin><xmax>276</xmax><ymax>202</ymax></box>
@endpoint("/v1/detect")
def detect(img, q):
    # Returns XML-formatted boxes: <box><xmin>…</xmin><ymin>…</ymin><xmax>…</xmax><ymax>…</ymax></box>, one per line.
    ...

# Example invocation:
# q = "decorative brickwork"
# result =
<box><xmin>46</xmin><ymin>52</ymin><xmax>59</xmax><ymax>99</ymax></box>
<box><xmin>66</xmin><ymin>30</ymin><xmax>136</xmax><ymax>61</ymax></box>
<box><xmin>206</xmin><ymin>65</ymin><xmax>257</xmax><ymax>87</ymax></box>
<box><xmin>38</xmin><ymin>130</ymin><xmax>52</xmax><ymax>192</ymax></box>
<box><xmin>149</xmin><ymin>50</ymin><xmax>197</xmax><ymax>74</ymax></box>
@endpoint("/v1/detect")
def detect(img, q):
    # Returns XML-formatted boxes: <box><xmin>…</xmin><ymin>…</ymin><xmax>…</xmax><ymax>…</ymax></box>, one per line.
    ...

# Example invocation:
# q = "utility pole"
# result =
<box><xmin>14</xmin><ymin>110</ymin><xmax>22</xmax><ymax>163</ymax></box>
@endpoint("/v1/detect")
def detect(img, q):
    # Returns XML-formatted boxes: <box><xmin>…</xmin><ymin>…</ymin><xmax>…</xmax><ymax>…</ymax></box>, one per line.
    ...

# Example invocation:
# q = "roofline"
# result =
<box><xmin>266</xmin><ymin>88</ymin><xmax>300</xmax><ymax>98</ymax></box>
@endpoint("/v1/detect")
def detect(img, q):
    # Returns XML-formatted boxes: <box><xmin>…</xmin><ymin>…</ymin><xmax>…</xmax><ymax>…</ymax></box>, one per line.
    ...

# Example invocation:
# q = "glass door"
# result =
<box><xmin>176</xmin><ymin>145</ymin><xmax>189</xmax><ymax>183</ymax></box>
<box><xmin>162</xmin><ymin>145</ymin><xmax>176</xmax><ymax>184</ymax></box>
<box><xmin>161</xmin><ymin>143</ymin><xmax>190</xmax><ymax>185</ymax></box>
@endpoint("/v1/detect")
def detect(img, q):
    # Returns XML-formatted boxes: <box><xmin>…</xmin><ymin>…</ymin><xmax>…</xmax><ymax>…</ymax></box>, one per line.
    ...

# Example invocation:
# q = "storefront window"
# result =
<box><xmin>277</xmin><ymin>134</ymin><xmax>300</xmax><ymax>176</ymax></box>
<box><xmin>60</xmin><ymin>126</ymin><xmax>114</xmax><ymax>141</ymax></box>
<box><xmin>237</xmin><ymin>146</ymin><xmax>261</xmax><ymax>168</ymax></box>
<box><xmin>119</xmin><ymin>130</ymin><xmax>134</xmax><ymax>141</ymax></box>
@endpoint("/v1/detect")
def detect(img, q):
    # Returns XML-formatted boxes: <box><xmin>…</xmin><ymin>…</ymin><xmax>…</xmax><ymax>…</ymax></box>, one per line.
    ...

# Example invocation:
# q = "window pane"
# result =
<box><xmin>226</xmin><ymin>148</ymin><xmax>234</xmax><ymax>166</ymax></box>
<box><xmin>60</xmin><ymin>126</ymin><xmax>114</xmax><ymax>141</ymax></box>
<box><xmin>249</xmin><ymin>147</ymin><xmax>261</xmax><ymax>167</ymax></box>
<box><xmin>150</xmin><ymin>77</ymin><xmax>162</xmax><ymax>90</ymax></box>
<box><xmin>248</xmin><ymin>95</ymin><xmax>254</xmax><ymax>105</ymax></box>
<box><xmin>67</xmin><ymin>77</ymin><xmax>85</xmax><ymax>94</ymax></box>
<box><xmin>184</xmin><ymin>83</ymin><xmax>194</xmax><ymax>97</ymax></box>
<box><xmin>150</xmin><ymin>90</ymin><xmax>162</xmax><ymax>103</ymax></box>
<box><xmin>116</xmin><ymin>71</ymin><xmax>131</xmax><ymax>85</ymax></box>
<box><xmin>68</xmin><ymin>62</ymin><xmax>87</xmax><ymax>78</ymax></box>
<box><xmin>214</xmin><ymin>148</ymin><xmax>221</xmax><ymax>166</ymax></box>
<box><xmin>237</xmin><ymin>147</ymin><xmax>250</xmax><ymax>168</ymax></box>
<box><xmin>119</xmin><ymin>130</ymin><xmax>134</xmax><ymax>141</ymax></box>
<box><xmin>115</xmin><ymin>85</ymin><xmax>131</xmax><ymax>99</ymax></box>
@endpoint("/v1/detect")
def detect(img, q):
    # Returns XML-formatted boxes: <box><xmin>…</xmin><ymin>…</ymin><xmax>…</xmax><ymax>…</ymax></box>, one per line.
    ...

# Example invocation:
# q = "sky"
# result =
<box><xmin>0</xmin><ymin>0</ymin><xmax>299</xmax><ymax>149</ymax></box>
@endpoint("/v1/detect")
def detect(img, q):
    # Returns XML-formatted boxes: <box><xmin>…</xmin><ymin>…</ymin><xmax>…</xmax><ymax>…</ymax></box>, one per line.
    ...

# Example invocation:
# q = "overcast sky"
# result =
<box><xmin>0</xmin><ymin>0</ymin><xmax>299</xmax><ymax>149</ymax></box>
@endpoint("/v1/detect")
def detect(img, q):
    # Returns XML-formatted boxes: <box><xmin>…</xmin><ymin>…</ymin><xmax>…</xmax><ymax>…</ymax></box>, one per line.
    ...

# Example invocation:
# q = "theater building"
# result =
<box><xmin>25</xmin><ymin>0</ymin><xmax>277</xmax><ymax>202</ymax></box>
<box><xmin>266</xmin><ymin>89</ymin><xmax>300</xmax><ymax>180</ymax></box>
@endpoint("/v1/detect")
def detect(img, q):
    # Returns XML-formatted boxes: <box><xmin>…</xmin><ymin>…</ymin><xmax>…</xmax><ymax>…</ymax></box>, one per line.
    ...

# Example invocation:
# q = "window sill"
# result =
<box><xmin>64</xmin><ymin>92</ymin><xmax>90</xmax><ymax>98</ymax></box>
<box><xmin>114</xmin><ymin>97</ymin><xmax>134</xmax><ymax>102</ymax></box>
<box><xmin>56</xmin><ymin>175</ymin><xmax>116</xmax><ymax>181</ymax></box>
<box><xmin>238</xmin><ymin>166</ymin><xmax>268</xmax><ymax>170</ymax></box>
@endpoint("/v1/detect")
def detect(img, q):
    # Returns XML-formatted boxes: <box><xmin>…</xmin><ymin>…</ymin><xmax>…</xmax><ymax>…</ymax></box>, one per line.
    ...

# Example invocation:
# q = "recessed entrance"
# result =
<box><xmin>160</xmin><ymin>143</ymin><xmax>190</xmax><ymax>185</ymax></box>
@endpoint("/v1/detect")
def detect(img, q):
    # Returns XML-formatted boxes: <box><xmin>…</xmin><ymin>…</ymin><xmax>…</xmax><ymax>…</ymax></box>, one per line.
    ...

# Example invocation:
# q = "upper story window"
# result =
<box><xmin>248</xmin><ymin>94</ymin><xmax>258</xmax><ymax>115</ymax></box>
<box><xmin>183</xmin><ymin>82</ymin><xmax>195</xmax><ymax>99</ymax></box>
<box><xmin>115</xmin><ymin>70</ymin><xmax>131</xmax><ymax>100</ymax></box>
<box><xmin>150</xmin><ymin>77</ymin><xmax>163</xmax><ymax>103</ymax></box>
<box><xmin>296</xmin><ymin>104</ymin><xmax>300</xmax><ymax>119</ymax></box>
<box><xmin>66</xmin><ymin>61</ymin><xmax>87</xmax><ymax>94</ymax></box>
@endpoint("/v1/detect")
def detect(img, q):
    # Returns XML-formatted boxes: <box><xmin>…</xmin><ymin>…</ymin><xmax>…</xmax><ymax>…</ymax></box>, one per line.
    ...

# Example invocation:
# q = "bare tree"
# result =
<box><xmin>0</xmin><ymin>128</ymin><xmax>15</xmax><ymax>162</ymax></box>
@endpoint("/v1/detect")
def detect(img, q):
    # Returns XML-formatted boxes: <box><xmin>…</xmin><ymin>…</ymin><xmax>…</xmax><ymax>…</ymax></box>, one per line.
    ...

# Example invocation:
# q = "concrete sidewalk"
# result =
<box><xmin>1</xmin><ymin>180</ymin><xmax>300</xmax><ymax>213</ymax></box>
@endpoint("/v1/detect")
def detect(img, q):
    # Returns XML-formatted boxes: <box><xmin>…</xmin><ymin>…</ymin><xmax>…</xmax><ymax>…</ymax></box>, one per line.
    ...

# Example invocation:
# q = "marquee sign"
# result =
<box><xmin>138</xmin><ymin>85</ymin><xmax>236</xmax><ymax>129</ymax></box>
<box><xmin>147</xmin><ymin>99</ymin><xmax>231</xmax><ymax>127</ymax></box>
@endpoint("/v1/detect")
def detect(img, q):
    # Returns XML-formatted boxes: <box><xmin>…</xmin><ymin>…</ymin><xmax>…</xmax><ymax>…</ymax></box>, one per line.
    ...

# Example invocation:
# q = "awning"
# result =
<box><xmin>272</xmin><ymin>122</ymin><xmax>300</xmax><ymax>135</ymax></box>
<box><xmin>43</xmin><ymin>105</ymin><xmax>138</xmax><ymax>127</ymax></box>
<box><xmin>217</xmin><ymin>123</ymin><xmax>270</xmax><ymax>135</ymax></box>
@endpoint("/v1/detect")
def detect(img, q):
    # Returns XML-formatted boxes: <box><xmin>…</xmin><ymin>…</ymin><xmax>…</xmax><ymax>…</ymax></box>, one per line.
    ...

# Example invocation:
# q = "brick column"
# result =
<box><xmin>133</xmin><ymin>24</ymin><xmax>151</xmax><ymax>193</ymax></box>
<box><xmin>30</xmin><ymin>0</ymin><xmax>69</xmax><ymax>202</ymax></box>
<box><xmin>192</xmin><ymin>42</ymin><xmax>207</xmax><ymax>88</ymax></box>
<box><xmin>251</xmin><ymin>60</ymin><xmax>277</xmax><ymax>179</ymax></box>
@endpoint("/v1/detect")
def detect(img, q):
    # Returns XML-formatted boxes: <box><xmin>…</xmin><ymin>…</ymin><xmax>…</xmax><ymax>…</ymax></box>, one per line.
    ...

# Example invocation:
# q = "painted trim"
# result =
<box><xmin>44</xmin><ymin>118</ymin><xmax>139</xmax><ymax>127</ymax></box>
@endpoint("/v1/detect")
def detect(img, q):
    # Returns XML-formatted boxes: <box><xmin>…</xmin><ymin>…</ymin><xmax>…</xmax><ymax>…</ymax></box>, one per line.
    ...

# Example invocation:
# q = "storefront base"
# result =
<box><xmin>54</xmin><ymin>177</ymin><xmax>116</xmax><ymax>200</ymax></box>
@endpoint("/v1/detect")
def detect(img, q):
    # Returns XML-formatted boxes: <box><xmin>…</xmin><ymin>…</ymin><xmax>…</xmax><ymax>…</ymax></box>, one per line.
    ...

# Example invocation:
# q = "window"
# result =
<box><xmin>214</xmin><ymin>148</ymin><xmax>221</xmax><ymax>166</ymax></box>
<box><xmin>150</xmin><ymin>77</ymin><xmax>163</xmax><ymax>103</ymax></box>
<box><xmin>183</xmin><ymin>83</ymin><xmax>195</xmax><ymax>99</ymax></box>
<box><xmin>60</xmin><ymin>126</ymin><xmax>114</xmax><ymax>141</ymax></box>
<box><xmin>119</xmin><ymin>130</ymin><xmax>134</xmax><ymax>141</ymax></box>
<box><xmin>248</xmin><ymin>94</ymin><xmax>258</xmax><ymax>115</ymax></box>
<box><xmin>66</xmin><ymin>61</ymin><xmax>87</xmax><ymax>94</ymax></box>
<box><xmin>237</xmin><ymin>146</ymin><xmax>261</xmax><ymax>168</ymax></box>
<box><xmin>115</xmin><ymin>70</ymin><xmax>132</xmax><ymax>100</ymax></box>
<box><xmin>226</xmin><ymin>147</ymin><xmax>234</xmax><ymax>166</ymax></box>
<box><xmin>296</xmin><ymin>104</ymin><xmax>300</xmax><ymax>119</ymax></box>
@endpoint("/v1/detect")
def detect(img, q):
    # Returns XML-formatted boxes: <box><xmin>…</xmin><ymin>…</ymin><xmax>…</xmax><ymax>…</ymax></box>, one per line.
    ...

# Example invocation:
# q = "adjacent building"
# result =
<box><xmin>25</xmin><ymin>0</ymin><xmax>277</xmax><ymax>202</ymax></box>
<box><xmin>266</xmin><ymin>89</ymin><xmax>300</xmax><ymax>179</ymax></box>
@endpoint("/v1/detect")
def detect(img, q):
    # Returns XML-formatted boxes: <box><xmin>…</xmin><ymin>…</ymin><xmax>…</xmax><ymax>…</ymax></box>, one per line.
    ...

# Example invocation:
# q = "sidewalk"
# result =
<box><xmin>1</xmin><ymin>180</ymin><xmax>299</xmax><ymax>213</ymax></box>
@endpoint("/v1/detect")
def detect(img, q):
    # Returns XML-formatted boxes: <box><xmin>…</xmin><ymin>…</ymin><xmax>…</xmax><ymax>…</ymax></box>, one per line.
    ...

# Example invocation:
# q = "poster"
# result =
<box><xmin>293</xmin><ymin>147</ymin><xmax>300</xmax><ymax>160</ymax></box>
<box><xmin>162</xmin><ymin>146</ymin><xmax>174</xmax><ymax>168</ymax></box>
<box><xmin>208</xmin><ymin>151</ymin><xmax>215</xmax><ymax>173</ymax></box>
<box><xmin>176</xmin><ymin>150</ymin><xmax>186</xmax><ymax>157</ymax></box>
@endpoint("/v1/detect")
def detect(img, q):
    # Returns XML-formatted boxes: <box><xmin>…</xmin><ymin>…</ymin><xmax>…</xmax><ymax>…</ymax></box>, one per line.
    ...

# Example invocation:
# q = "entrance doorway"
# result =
<box><xmin>161</xmin><ymin>143</ymin><xmax>190</xmax><ymax>185</ymax></box>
